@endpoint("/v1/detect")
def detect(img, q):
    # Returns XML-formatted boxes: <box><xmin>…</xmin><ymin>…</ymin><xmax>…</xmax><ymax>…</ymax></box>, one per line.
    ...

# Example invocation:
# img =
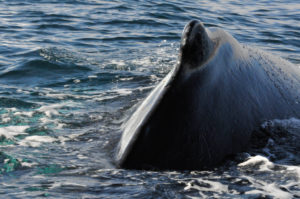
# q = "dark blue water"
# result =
<box><xmin>0</xmin><ymin>0</ymin><xmax>299</xmax><ymax>198</ymax></box>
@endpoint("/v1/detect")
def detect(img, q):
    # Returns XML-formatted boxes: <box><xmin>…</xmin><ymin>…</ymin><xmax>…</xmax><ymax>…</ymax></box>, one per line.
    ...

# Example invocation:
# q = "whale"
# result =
<box><xmin>115</xmin><ymin>20</ymin><xmax>300</xmax><ymax>170</ymax></box>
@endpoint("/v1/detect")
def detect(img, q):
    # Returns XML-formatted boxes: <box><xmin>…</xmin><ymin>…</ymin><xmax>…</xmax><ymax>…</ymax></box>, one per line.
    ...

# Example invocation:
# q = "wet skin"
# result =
<box><xmin>116</xmin><ymin>20</ymin><xmax>300</xmax><ymax>170</ymax></box>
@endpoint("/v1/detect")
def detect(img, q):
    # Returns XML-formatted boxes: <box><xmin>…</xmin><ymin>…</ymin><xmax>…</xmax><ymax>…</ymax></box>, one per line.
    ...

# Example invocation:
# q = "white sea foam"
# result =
<box><xmin>110</xmin><ymin>59</ymin><xmax>126</xmax><ymax>67</ymax></box>
<box><xmin>150</xmin><ymin>74</ymin><xmax>159</xmax><ymax>80</ymax></box>
<box><xmin>238</xmin><ymin>155</ymin><xmax>274</xmax><ymax>171</ymax></box>
<box><xmin>44</xmin><ymin>93</ymin><xmax>68</xmax><ymax>100</ymax></box>
<box><xmin>21</xmin><ymin>161</ymin><xmax>38</xmax><ymax>168</ymax></box>
<box><xmin>39</xmin><ymin>117</ymin><xmax>65</xmax><ymax>129</ymax></box>
<box><xmin>37</xmin><ymin>104</ymin><xmax>61</xmax><ymax>117</ymax></box>
<box><xmin>92</xmin><ymin>88</ymin><xmax>134</xmax><ymax>102</ymax></box>
<box><xmin>18</xmin><ymin>135</ymin><xmax>57</xmax><ymax>147</ymax></box>
<box><xmin>14</xmin><ymin>111</ymin><xmax>34</xmax><ymax>117</ymax></box>
<box><xmin>16</xmin><ymin>89</ymin><xmax>30</xmax><ymax>94</ymax></box>
<box><xmin>286</xmin><ymin>165</ymin><xmax>300</xmax><ymax>177</ymax></box>
<box><xmin>73</xmin><ymin>79</ymin><xmax>81</xmax><ymax>84</ymax></box>
<box><xmin>119</xmin><ymin>77</ymin><xmax>133</xmax><ymax>81</ymax></box>
<box><xmin>182</xmin><ymin>178</ymin><xmax>229</xmax><ymax>198</ymax></box>
<box><xmin>238</xmin><ymin>155</ymin><xmax>299</xmax><ymax>198</ymax></box>
<box><xmin>37</xmin><ymin>102</ymin><xmax>79</xmax><ymax>117</ymax></box>
<box><xmin>88</xmin><ymin>75</ymin><xmax>97</xmax><ymax>79</ymax></box>
<box><xmin>131</xmin><ymin>57</ymin><xmax>152</xmax><ymax>66</ymax></box>
<box><xmin>94</xmin><ymin>95</ymin><xmax>119</xmax><ymax>101</ymax></box>
<box><xmin>6</xmin><ymin>107</ymin><xmax>17</xmax><ymax>112</ymax></box>
<box><xmin>245</xmin><ymin>182</ymin><xmax>293</xmax><ymax>199</ymax></box>
<box><xmin>115</xmin><ymin>88</ymin><xmax>132</xmax><ymax>95</ymax></box>
<box><xmin>1</xmin><ymin>116</ymin><xmax>11</xmax><ymax>123</ymax></box>
<box><xmin>77</xmin><ymin>154</ymin><xmax>88</xmax><ymax>159</ymax></box>
<box><xmin>261</xmin><ymin>117</ymin><xmax>300</xmax><ymax>129</ymax></box>
<box><xmin>0</xmin><ymin>126</ymin><xmax>29</xmax><ymax>139</ymax></box>
<box><xmin>44</xmin><ymin>92</ymin><xmax>91</xmax><ymax>100</ymax></box>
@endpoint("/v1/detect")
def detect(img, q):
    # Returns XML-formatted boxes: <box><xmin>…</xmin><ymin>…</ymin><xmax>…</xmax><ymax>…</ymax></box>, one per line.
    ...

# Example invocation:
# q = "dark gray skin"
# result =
<box><xmin>116</xmin><ymin>20</ymin><xmax>300</xmax><ymax>170</ymax></box>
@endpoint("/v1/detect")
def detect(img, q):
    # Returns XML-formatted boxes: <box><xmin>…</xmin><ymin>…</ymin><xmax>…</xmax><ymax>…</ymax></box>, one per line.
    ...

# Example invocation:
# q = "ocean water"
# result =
<box><xmin>0</xmin><ymin>0</ymin><xmax>299</xmax><ymax>198</ymax></box>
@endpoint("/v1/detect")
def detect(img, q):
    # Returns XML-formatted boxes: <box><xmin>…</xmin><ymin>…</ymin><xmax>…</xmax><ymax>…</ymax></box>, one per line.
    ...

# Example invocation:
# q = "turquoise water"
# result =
<box><xmin>0</xmin><ymin>0</ymin><xmax>299</xmax><ymax>198</ymax></box>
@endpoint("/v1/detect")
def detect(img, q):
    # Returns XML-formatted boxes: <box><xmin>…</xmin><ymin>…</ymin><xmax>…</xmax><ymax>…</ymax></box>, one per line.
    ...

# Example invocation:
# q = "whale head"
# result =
<box><xmin>116</xmin><ymin>20</ymin><xmax>241</xmax><ymax>170</ymax></box>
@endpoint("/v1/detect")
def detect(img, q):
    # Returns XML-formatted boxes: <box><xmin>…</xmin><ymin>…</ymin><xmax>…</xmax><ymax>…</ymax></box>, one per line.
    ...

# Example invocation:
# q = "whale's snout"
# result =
<box><xmin>181</xmin><ymin>20</ymin><xmax>205</xmax><ymax>46</ymax></box>
<box><xmin>180</xmin><ymin>20</ymin><xmax>214</xmax><ymax>69</ymax></box>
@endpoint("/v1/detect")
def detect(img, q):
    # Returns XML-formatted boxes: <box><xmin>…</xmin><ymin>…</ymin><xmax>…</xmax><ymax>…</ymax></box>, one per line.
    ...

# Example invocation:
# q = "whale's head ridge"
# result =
<box><xmin>179</xmin><ymin>20</ymin><xmax>215</xmax><ymax>70</ymax></box>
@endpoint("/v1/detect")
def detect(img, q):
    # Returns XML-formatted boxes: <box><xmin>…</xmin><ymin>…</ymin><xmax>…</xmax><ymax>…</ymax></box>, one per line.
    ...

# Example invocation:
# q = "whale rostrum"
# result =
<box><xmin>180</xmin><ymin>20</ymin><xmax>215</xmax><ymax>69</ymax></box>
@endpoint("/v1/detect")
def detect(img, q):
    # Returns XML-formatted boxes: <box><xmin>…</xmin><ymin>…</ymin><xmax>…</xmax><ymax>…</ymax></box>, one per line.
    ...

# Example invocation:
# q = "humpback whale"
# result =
<box><xmin>116</xmin><ymin>20</ymin><xmax>300</xmax><ymax>170</ymax></box>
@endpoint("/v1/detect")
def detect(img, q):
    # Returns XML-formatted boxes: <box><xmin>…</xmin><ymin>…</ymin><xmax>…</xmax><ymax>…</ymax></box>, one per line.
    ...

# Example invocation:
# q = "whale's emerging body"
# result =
<box><xmin>116</xmin><ymin>20</ymin><xmax>300</xmax><ymax>170</ymax></box>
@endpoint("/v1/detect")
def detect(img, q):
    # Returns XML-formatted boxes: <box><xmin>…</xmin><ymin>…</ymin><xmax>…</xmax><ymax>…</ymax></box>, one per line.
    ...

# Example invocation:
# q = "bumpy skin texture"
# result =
<box><xmin>116</xmin><ymin>20</ymin><xmax>300</xmax><ymax>170</ymax></box>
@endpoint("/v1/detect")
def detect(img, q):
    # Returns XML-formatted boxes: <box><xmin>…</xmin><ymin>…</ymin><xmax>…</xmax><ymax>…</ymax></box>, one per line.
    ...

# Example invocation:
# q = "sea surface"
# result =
<box><xmin>0</xmin><ymin>0</ymin><xmax>300</xmax><ymax>198</ymax></box>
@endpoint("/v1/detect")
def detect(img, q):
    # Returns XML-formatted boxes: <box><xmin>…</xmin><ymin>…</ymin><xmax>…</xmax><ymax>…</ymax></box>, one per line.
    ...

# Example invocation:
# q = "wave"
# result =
<box><xmin>0</xmin><ymin>97</ymin><xmax>38</xmax><ymax>109</ymax></box>
<box><xmin>36</xmin><ymin>24</ymin><xmax>81</xmax><ymax>31</ymax></box>
<box><xmin>0</xmin><ymin>47</ymin><xmax>92</xmax><ymax>86</ymax></box>
<box><xmin>101</xmin><ymin>35</ymin><xmax>179</xmax><ymax>42</ymax></box>
<box><xmin>0</xmin><ymin>152</ymin><xmax>22</xmax><ymax>174</ymax></box>
<box><xmin>0</xmin><ymin>59</ymin><xmax>90</xmax><ymax>78</ymax></box>
<box><xmin>103</xmin><ymin>19</ymin><xmax>168</xmax><ymax>27</ymax></box>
